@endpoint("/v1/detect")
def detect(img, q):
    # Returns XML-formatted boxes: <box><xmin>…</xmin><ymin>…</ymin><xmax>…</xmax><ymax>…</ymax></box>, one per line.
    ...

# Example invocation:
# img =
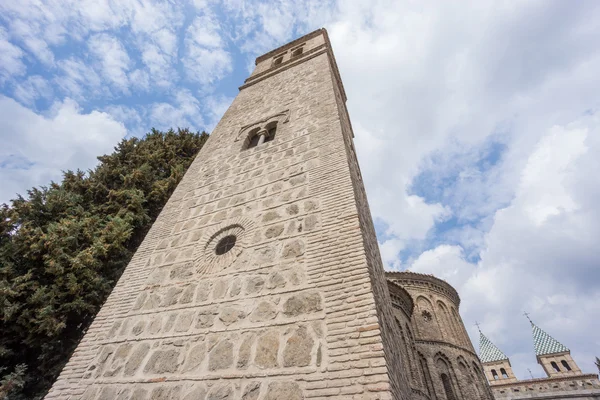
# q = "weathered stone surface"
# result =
<box><xmin>229</xmin><ymin>278</ymin><xmax>242</xmax><ymax>297</ymax></box>
<box><xmin>170</xmin><ymin>264</ymin><xmax>193</xmax><ymax>280</ymax></box>
<box><xmin>179</xmin><ymin>284</ymin><xmax>195</xmax><ymax>304</ymax></box>
<box><xmin>219</xmin><ymin>306</ymin><xmax>246</xmax><ymax>326</ymax></box>
<box><xmin>242</xmin><ymin>382</ymin><xmax>261</xmax><ymax>400</ymax></box>
<box><xmin>130</xmin><ymin>387</ymin><xmax>148</xmax><ymax>400</ymax></box>
<box><xmin>245</xmin><ymin>276</ymin><xmax>264</xmax><ymax>294</ymax></box>
<box><xmin>262</xmin><ymin>211</ymin><xmax>280</xmax><ymax>222</ymax></box>
<box><xmin>255</xmin><ymin>331</ymin><xmax>279</xmax><ymax>368</ymax></box>
<box><xmin>196</xmin><ymin>281</ymin><xmax>211</xmax><ymax>302</ymax></box>
<box><xmin>304</xmin><ymin>214</ymin><xmax>318</xmax><ymax>231</ymax></box>
<box><xmin>283</xmin><ymin>292</ymin><xmax>322</xmax><ymax>316</ymax></box>
<box><xmin>160</xmin><ymin>286</ymin><xmax>182</xmax><ymax>307</ymax></box>
<box><xmin>266</xmin><ymin>272</ymin><xmax>286</xmax><ymax>289</ymax></box>
<box><xmin>264</xmin><ymin>382</ymin><xmax>303</xmax><ymax>400</ymax></box>
<box><xmin>174</xmin><ymin>312</ymin><xmax>194</xmax><ymax>332</ymax></box>
<box><xmin>212</xmin><ymin>279</ymin><xmax>228</xmax><ymax>299</ymax></box>
<box><xmin>97</xmin><ymin>387</ymin><xmax>117</xmax><ymax>400</ymax></box>
<box><xmin>132</xmin><ymin>320</ymin><xmax>146</xmax><ymax>336</ymax></box>
<box><xmin>249</xmin><ymin>301</ymin><xmax>278</xmax><ymax>322</ymax></box>
<box><xmin>283</xmin><ymin>326</ymin><xmax>314</xmax><ymax>367</ymax></box>
<box><xmin>207</xmin><ymin>384</ymin><xmax>233</xmax><ymax>400</ymax></box>
<box><xmin>124</xmin><ymin>343</ymin><xmax>150</xmax><ymax>376</ymax></box>
<box><xmin>208</xmin><ymin>339</ymin><xmax>233</xmax><ymax>370</ymax></box>
<box><xmin>182</xmin><ymin>385</ymin><xmax>207</xmax><ymax>400</ymax></box>
<box><xmin>265</xmin><ymin>224</ymin><xmax>284</xmax><ymax>238</ymax></box>
<box><xmin>148</xmin><ymin>316</ymin><xmax>162</xmax><ymax>334</ymax></box>
<box><xmin>281</xmin><ymin>239</ymin><xmax>305</xmax><ymax>258</ymax></box>
<box><xmin>237</xmin><ymin>333</ymin><xmax>255</xmax><ymax>369</ymax></box>
<box><xmin>143</xmin><ymin>349</ymin><xmax>181</xmax><ymax>374</ymax></box>
<box><xmin>196</xmin><ymin>309</ymin><xmax>216</xmax><ymax>329</ymax></box>
<box><xmin>150</xmin><ymin>386</ymin><xmax>172</xmax><ymax>400</ymax></box>
<box><xmin>182</xmin><ymin>343</ymin><xmax>206</xmax><ymax>372</ymax></box>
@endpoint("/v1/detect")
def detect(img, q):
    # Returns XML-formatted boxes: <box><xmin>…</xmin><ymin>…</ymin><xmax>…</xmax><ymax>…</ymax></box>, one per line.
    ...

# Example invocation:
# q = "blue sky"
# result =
<box><xmin>1</xmin><ymin>0</ymin><xmax>600</xmax><ymax>380</ymax></box>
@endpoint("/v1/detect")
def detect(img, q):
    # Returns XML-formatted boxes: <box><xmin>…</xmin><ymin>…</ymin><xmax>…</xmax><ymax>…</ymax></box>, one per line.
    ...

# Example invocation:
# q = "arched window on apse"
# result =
<box><xmin>491</xmin><ymin>369</ymin><xmax>499</xmax><ymax>380</ymax></box>
<box><xmin>561</xmin><ymin>360</ymin><xmax>572</xmax><ymax>371</ymax></box>
<box><xmin>551</xmin><ymin>361</ymin><xmax>561</xmax><ymax>372</ymax></box>
<box><xmin>451</xmin><ymin>307</ymin><xmax>468</xmax><ymax>346</ymax></box>
<box><xmin>472</xmin><ymin>362</ymin><xmax>487</xmax><ymax>395</ymax></box>
<box><xmin>441</xmin><ymin>373</ymin><xmax>458</xmax><ymax>400</ymax></box>
<box><xmin>500</xmin><ymin>368</ymin><xmax>509</xmax><ymax>378</ymax></box>
<box><xmin>419</xmin><ymin>353</ymin><xmax>435</xmax><ymax>398</ymax></box>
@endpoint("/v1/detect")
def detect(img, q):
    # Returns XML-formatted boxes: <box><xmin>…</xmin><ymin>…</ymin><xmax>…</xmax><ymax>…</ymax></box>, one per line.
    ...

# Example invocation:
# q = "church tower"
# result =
<box><xmin>529</xmin><ymin>319</ymin><xmax>583</xmax><ymax>378</ymax></box>
<box><xmin>45</xmin><ymin>29</ymin><xmax>412</xmax><ymax>400</ymax></box>
<box><xmin>478</xmin><ymin>330</ymin><xmax>517</xmax><ymax>385</ymax></box>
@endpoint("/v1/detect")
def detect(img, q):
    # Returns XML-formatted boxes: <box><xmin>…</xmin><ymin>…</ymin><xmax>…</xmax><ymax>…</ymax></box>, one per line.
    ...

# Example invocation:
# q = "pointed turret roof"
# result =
<box><xmin>479</xmin><ymin>330</ymin><xmax>509</xmax><ymax>363</ymax></box>
<box><xmin>530</xmin><ymin>320</ymin><xmax>569</xmax><ymax>356</ymax></box>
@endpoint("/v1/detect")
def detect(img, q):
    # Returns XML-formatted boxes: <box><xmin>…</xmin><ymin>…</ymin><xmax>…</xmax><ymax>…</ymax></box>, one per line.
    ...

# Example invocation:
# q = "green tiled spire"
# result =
<box><xmin>479</xmin><ymin>330</ymin><xmax>508</xmax><ymax>363</ymax></box>
<box><xmin>530</xmin><ymin>320</ymin><xmax>569</xmax><ymax>356</ymax></box>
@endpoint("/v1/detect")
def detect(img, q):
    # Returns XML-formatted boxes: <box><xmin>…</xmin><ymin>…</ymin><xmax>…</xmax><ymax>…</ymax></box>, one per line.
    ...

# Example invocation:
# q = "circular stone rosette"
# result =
<box><xmin>194</xmin><ymin>217</ymin><xmax>255</xmax><ymax>277</ymax></box>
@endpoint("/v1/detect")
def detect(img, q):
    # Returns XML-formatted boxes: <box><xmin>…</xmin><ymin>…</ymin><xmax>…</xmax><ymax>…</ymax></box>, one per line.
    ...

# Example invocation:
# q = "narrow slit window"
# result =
<box><xmin>561</xmin><ymin>360</ymin><xmax>572</xmax><ymax>371</ymax></box>
<box><xmin>441</xmin><ymin>373</ymin><xmax>457</xmax><ymax>400</ymax></box>
<box><xmin>551</xmin><ymin>361</ymin><xmax>561</xmax><ymax>372</ymax></box>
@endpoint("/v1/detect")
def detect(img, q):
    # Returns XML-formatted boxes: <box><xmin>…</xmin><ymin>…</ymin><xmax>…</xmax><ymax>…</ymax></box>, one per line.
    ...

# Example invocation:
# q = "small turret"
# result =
<box><xmin>478</xmin><ymin>329</ymin><xmax>518</xmax><ymax>385</ymax></box>
<box><xmin>528</xmin><ymin>316</ymin><xmax>583</xmax><ymax>377</ymax></box>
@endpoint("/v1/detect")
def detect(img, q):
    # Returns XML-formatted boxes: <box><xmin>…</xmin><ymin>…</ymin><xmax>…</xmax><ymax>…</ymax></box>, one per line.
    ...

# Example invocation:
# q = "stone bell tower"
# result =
<box><xmin>45</xmin><ymin>29</ymin><xmax>412</xmax><ymax>400</ymax></box>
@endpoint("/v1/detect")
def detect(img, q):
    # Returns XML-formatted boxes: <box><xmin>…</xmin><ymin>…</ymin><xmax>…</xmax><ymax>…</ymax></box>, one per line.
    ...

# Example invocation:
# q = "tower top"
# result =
<box><xmin>479</xmin><ymin>330</ymin><xmax>509</xmax><ymax>363</ymax></box>
<box><xmin>529</xmin><ymin>319</ymin><xmax>570</xmax><ymax>356</ymax></box>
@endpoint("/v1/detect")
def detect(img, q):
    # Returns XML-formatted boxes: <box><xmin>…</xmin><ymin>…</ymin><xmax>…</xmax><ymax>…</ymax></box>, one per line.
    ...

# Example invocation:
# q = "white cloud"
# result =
<box><xmin>0</xmin><ymin>95</ymin><xmax>127</xmax><ymax>204</ymax></box>
<box><xmin>149</xmin><ymin>89</ymin><xmax>204</xmax><ymax>132</ymax></box>
<box><xmin>55</xmin><ymin>57</ymin><xmax>105</xmax><ymax>99</ymax></box>
<box><xmin>0</xmin><ymin>27</ymin><xmax>26</xmax><ymax>82</ymax></box>
<box><xmin>88</xmin><ymin>33</ymin><xmax>131</xmax><ymax>92</ymax></box>
<box><xmin>13</xmin><ymin>75</ymin><xmax>53</xmax><ymax>105</ymax></box>
<box><xmin>183</xmin><ymin>15</ymin><xmax>233</xmax><ymax>85</ymax></box>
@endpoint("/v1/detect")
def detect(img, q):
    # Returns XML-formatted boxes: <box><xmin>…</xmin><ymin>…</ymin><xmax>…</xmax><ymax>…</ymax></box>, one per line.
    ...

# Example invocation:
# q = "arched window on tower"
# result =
<box><xmin>551</xmin><ymin>361</ymin><xmax>561</xmax><ymax>372</ymax></box>
<box><xmin>441</xmin><ymin>373</ymin><xmax>458</xmax><ymax>400</ymax></box>
<box><xmin>264</xmin><ymin>121</ymin><xmax>277</xmax><ymax>143</ymax></box>
<box><xmin>561</xmin><ymin>360</ymin><xmax>572</xmax><ymax>371</ymax></box>
<box><xmin>491</xmin><ymin>369</ymin><xmax>499</xmax><ymax>380</ymax></box>
<box><xmin>246</xmin><ymin>128</ymin><xmax>261</xmax><ymax>149</ymax></box>
<box><xmin>500</xmin><ymin>368</ymin><xmax>509</xmax><ymax>378</ymax></box>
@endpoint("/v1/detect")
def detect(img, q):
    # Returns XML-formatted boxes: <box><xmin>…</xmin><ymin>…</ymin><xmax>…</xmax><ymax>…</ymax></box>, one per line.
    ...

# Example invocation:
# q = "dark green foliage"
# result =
<box><xmin>0</xmin><ymin>128</ymin><xmax>208</xmax><ymax>399</ymax></box>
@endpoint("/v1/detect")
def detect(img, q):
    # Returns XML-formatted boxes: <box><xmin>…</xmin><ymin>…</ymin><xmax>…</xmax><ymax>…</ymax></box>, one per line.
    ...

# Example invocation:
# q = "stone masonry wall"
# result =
<box><xmin>45</xmin><ymin>29</ymin><xmax>412</xmax><ymax>400</ymax></box>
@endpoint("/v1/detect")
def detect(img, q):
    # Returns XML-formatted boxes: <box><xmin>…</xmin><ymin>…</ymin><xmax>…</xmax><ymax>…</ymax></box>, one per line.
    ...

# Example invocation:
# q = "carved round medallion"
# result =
<box><xmin>194</xmin><ymin>217</ymin><xmax>255</xmax><ymax>277</ymax></box>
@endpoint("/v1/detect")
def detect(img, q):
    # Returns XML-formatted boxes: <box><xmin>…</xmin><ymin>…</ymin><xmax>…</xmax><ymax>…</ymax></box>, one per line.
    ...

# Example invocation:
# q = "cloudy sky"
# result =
<box><xmin>1</xmin><ymin>0</ymin><xmax>599</xmax><ymax>379</ymax></box>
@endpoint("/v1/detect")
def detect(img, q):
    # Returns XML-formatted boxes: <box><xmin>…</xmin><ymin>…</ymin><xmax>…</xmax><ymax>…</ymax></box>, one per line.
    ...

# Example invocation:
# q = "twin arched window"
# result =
<box><xmin>246</xmin><ymin>122</ymin><xmax>277</xmax><ymax>149</ymax></box>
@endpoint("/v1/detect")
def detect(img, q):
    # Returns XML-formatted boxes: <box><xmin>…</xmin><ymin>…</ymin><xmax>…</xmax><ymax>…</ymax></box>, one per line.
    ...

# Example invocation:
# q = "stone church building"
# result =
<box><xmin>45</xmin><ymin>29</ymin><xmax>599</xmax><ymax>400</ymax></box>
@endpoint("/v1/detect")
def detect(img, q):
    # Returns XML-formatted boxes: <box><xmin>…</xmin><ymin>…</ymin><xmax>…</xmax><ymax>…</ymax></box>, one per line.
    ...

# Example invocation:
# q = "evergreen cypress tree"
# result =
<box><xmin>0</xmin><ymin>128</ymin><xmax>208</xmax><ymax>399</ymax></box>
